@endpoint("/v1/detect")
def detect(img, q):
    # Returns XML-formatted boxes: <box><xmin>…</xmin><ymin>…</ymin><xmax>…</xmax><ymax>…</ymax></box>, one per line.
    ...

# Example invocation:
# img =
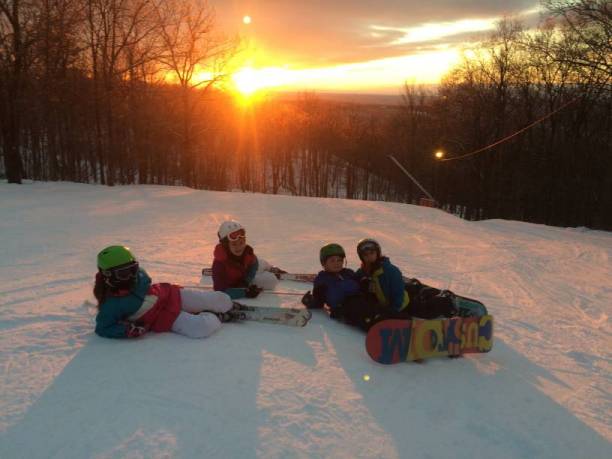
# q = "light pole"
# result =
<box><xmin>434</xmin><ymin>149</ymin><xmax>445</xmax><ymax>198</ymax></box>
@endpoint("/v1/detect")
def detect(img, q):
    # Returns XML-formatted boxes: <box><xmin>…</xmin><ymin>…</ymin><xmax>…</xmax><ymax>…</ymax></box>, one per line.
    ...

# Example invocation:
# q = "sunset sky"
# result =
<box><xmin>210</xmin><ymin>0</ymin><xmax>542</xmax><ymax>95</ymax></box>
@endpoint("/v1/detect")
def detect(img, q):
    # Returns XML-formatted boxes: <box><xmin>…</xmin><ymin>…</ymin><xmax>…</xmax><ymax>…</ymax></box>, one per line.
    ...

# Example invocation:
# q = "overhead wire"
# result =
<box><xmin>439</xmin><ymin>96</ymin><xmax>580</xmax><ymax>162</ymax></box>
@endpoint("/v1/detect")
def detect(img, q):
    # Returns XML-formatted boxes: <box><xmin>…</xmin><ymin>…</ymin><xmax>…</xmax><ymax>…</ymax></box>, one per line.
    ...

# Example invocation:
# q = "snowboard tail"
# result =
<box><xmin>365</xmin><ymin>315</ymin><xmax>493</xmax><ymax>364</ymax></box>
<box><xmin>453</xmin><ymin>295</ymin><xmax>488</xmax><ymax>317</ymax></box>
<box><xmin>404</xmin><ymin>277</ymin><xmax>488</xmax><ymax>317</ymax></box>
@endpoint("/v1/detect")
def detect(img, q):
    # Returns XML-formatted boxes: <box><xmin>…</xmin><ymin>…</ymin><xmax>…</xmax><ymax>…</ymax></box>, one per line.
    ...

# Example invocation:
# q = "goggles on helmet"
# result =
<box><xmin>358</xmin><ymin>242</ymin><xmax>379</xmax><ymax>254</ymax></box>
<box><xmin>103</xmin><ymin>261</ymin><xmax>139</xmax><ymax>281</ymax></box>
<box><xmin>227</xmin><ymin>228</ymin><xmax>246</xmax><ymax>242</ymax></box>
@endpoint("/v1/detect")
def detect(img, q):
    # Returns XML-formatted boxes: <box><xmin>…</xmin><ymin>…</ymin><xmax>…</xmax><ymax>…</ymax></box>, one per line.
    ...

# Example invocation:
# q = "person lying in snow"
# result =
<box><xmin>94</xmin><ymin>245</ymin><xmax>233</xmax><ymax>339</ymax></box>
<box><xmin>211</xmin><ymin>220</ymin><xmax>279</xmax><ymax>299</ymax></box>
<box><xmin>355</xmin><ymin>238</ymin><xmax>458</xmax><ymax>320</ymax></box>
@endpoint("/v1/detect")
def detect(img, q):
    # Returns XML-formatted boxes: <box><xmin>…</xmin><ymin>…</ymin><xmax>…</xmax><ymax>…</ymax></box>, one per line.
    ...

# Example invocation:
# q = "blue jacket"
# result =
<box><xmin>310</xmin><ymin>268</ymin><xmax>360</xmax><ymax>310</ymax></box>
<box><xmin>356</xmin><ymin>257</ymin><xmax>409</xmax><ymax>312</ymax></box>
<box><xmin>95</xmin><ymin>269</ymin><xmax>183</xmax><ymax>338</ymax></box>
<box><xmin>95</xmin><ymin>269</ymin><xmax>152</xmax><ymax>338</ymax></box>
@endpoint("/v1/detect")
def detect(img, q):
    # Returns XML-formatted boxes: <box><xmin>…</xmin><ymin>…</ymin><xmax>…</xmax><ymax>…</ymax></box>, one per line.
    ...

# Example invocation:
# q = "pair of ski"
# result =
<box><xmin>228</xmin><ymin>301</ymin><xmax>311</xmax><ymax>327</ymax></box>
<box><xmin>199</xmin><ymin>268</ymin><xmax>313</xmax><ymax>327</ymax></box>
<box><xmin>84</xmin><ymin>299</ymin><xmax>311</xmax><ymax>328</ymax></box>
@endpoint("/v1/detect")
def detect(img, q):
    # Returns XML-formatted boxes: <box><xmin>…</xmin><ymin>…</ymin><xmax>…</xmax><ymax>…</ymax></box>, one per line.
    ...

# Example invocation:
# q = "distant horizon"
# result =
<box><xmin>264</xmin><ymin>88</ymin><xmax>438</xmax><ymax>105</ymax></box>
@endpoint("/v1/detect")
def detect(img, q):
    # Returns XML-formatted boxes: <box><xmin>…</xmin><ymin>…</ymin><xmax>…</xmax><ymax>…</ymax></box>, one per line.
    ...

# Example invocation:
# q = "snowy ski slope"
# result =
<box><xmin>1</xmin><ymin>182</ymin><xmax>610</xmax><ymax>458</ymax></box>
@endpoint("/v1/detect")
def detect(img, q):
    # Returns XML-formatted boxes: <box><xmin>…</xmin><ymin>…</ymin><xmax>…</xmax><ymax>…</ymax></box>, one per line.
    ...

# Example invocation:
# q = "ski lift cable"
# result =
<box><xmin>387</xmin><ymin>155</ymin><xmax>436</xmax><ymax>202</ymax></box>
<box><xmin>439</xmin><ymin>96</ymin><xmax>580</xmax><ymax>162</ymax></box>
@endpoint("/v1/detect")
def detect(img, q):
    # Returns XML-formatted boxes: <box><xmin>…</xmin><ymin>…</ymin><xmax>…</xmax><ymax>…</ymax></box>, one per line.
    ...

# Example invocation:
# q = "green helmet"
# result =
<box><xmin>319</xmin><ymin>243</ymin><xmax>346</xmax><ymax>265</ymax></box>
<box><xmin>97</xmin><ymin>245</ymin><xmax>136</xmax><ymax>270</ymax></box>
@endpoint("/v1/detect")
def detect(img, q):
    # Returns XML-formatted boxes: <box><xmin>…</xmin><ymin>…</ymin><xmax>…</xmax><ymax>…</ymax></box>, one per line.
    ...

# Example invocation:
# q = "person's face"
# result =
<box><xmin>361</xmin><ymin>249</ymin><xmax>378</xmax><ymax>265</ymax></box>
<box><xmin>323</xmin><ymin>255</ymin><xmax>344</xmax><ymax>273</ymax></box>
<box><xmin>226</xmin><ymin>229</ymin><xmax>247</xmax><ymax>256</ymax></box>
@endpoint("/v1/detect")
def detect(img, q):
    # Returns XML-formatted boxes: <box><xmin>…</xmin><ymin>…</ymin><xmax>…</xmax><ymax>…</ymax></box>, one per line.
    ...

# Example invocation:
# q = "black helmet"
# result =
<box><xmin>356</xmin><ymin>238</ymin><xmax>381</xmax><ymax>261</ymax></box>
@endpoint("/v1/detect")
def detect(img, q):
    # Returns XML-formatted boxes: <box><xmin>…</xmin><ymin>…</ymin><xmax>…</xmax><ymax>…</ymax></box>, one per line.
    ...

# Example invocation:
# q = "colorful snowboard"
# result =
<box><xmin>365</xmin><ymin>315</ymin><xmax>494</xmax><ymax>364</ymax></box>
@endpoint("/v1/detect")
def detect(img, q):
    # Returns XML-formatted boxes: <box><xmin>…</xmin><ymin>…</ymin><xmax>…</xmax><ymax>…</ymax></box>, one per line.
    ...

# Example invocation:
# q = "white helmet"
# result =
<box><xmin>218</xmin><ymin>220</ymin><xmax>245</xmax><ymax>240</ymax></box>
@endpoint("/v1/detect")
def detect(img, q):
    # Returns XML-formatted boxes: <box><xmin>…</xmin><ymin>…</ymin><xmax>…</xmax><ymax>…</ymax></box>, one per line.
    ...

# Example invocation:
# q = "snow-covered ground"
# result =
<box><xmin>1</xmin><ymin>181</ymin><xmax>610</xmax><ymax>459</ymax></box>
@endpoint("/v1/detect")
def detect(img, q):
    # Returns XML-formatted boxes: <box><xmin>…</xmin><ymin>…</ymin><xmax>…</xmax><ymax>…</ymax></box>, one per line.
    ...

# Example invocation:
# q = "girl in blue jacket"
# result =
<box><xmin>94</xmin><ymin>245</ymin><xmax>233</xmax><ymax>339</ymax></box>
<box><xmin>355</xmin><ymin>238</ymin><xmax>457</xmax><ymax>319</ymax></box>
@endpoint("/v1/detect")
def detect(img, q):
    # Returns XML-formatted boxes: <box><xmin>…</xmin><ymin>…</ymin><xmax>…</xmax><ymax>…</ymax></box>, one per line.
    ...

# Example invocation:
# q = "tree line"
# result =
<box><xmin>1</xmin><ymin>0</ymin><xmax>610</xmax><ymax>229</ymax></box>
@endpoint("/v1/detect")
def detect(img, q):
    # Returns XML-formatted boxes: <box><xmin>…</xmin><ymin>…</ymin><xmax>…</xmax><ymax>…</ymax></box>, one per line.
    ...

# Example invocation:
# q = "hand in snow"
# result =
<box><xmin>126</xmin><ymin>323</ymin><xmax>146</xmax><ymax>338</ymax></box>
<box><xmin>245</xmin><ymin>284</ymin><xmax>263</xmax><ymax>298</ymax></box>
<box><xmin>270</xmin><ymin>266</ymin><xmax>287</xmax><ymax>277</ymax></box>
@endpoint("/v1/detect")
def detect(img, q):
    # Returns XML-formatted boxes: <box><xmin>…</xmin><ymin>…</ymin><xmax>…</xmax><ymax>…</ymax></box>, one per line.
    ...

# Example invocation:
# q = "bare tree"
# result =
<box><xmin>153</xmin><ymin>0</ymin><xmax>237</xmax><ymax>187</ymax></box>
<box><xmin>84</xmin><ymin>0</ymin><xmax>160</xmax><ymax>185</ymax></box>
<box><xmin>543</xmin><ymin>0</ymin><xmax>611</xmax><ymax>82</ymax></box>
<box><xmin>0</xmin><ymin>0</ymin><xmax>38</xmax><ymax>183</ymax></box>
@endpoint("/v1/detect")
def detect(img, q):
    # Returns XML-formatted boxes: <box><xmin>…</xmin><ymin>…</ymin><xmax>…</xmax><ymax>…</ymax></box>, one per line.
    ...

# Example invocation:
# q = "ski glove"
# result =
<box><xmin>301</xmin><ymin>291</ymin><xmax>314</xmax><ymax>308</ymax></box>
<box><xmin>269</xmin><ymin>266</ymin><xmax>287</xmax><ymax>278</ymax></box>
<box><xmin>245</xmin><ymin>284</ymin><xmax>263</xmax><ymax>298</ymax></box>
<box><xmin>126</xmin><ymin>323</ymin><xmax>146</xmax><ymax>338</ymax></box>
<box><xmin>358</xmin><ymin>276</ymin><xmax>371</xmax><ymax>293</ymax></box>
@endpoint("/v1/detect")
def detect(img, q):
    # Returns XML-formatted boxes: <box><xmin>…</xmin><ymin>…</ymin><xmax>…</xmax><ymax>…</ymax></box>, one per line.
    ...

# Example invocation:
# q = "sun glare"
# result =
<box><xmin>166</xmin><ymin>46</ymin><xmax>460</xmax><ymax>102</ymax></box>
<box><xmin>226</xmin><ymin>47</ymin><xmax>460</xmax><ymax>100</ymax></box>
<box><xmin>231</xmin><ymin>66</ymin><xmax>292</xmax><ymax>99</ymax></box>
<box><xmin>233</xmin><ymin>67</ymin><xmax>260</xmax><ymax>95</ymax></box>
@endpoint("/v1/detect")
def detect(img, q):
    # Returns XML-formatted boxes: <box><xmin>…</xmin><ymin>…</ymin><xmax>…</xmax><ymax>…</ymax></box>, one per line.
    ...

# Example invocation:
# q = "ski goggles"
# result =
<box><xmin>358</xmin><ymin>242</ymin><xmax>379</xmax><ymax>254</ymax></box>
<box><xmin>227</xmin><ymin>229</ymin><xmax>246</xmax><ymax>242</ymax></box>
<box><xmin>103</xmin><ymin>261</ymin><xmax>139</xmax><ymax>281</ymax></box>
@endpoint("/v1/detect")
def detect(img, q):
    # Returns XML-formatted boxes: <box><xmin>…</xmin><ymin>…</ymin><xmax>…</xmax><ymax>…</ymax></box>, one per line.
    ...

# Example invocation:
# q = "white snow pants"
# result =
<box><xmin>253</xmin><ymin>258</ymin><xmax>279</xmax><ymax>290</ymax></box>
<box><xmin>171</xmin><ymin>289</ymin><xmax>233</xmax><ymax>339</ymax></box>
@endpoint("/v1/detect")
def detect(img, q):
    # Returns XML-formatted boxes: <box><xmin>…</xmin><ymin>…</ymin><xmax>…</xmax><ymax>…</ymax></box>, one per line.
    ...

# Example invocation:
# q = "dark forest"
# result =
<box><xmin>1</xmin><ymin>0</ymin><xmax>610</xmax><ymax>229</ymax></box>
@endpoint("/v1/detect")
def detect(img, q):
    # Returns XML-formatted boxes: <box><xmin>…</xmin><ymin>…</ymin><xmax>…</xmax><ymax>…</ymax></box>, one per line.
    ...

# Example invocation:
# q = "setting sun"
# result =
<box><xmin>227</xmin><ymin>48</ymin><xmax>460</xmax><ymax>96</ymax></box>
<box><xmin>231</xmin><ymin>66</ymin><xmax>292</xmax><ymax>98</ymax></box>
<box><xmin>232</xmin><ymin>67</ymin><xmax>261</xmax><ymax>95</ymax></box>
